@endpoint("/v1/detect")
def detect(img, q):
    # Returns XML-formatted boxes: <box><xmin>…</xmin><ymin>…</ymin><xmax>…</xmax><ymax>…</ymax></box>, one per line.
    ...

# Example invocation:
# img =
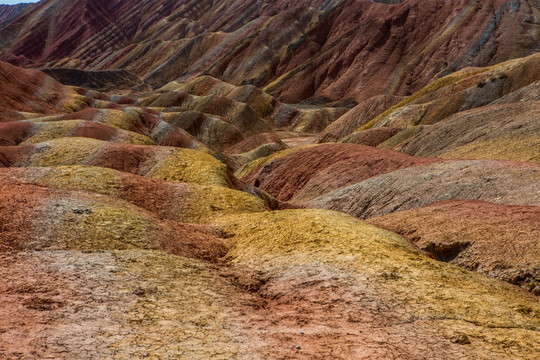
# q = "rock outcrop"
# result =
<box><xmin>2</xmin><ymin>0</ymin><xmax>539</xmax><ymax>104</ymax></box>
<box><xmin>242</xmin><ymin>143</ymin><xmax>441</xmax><ymax>203</ymax></box>
<box><xmin>0</xmin><ymin>4</ymin><xmax>30</xmax><ymax>27</ymax></box>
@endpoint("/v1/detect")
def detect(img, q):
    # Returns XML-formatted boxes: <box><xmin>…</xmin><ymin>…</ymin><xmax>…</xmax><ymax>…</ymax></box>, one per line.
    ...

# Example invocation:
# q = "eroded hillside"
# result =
<box><xmin>2</xmin><ymin>0</ymin><xmax>540</xmax><ymax>103</ymax></box>
<box><xmin>0</xmin><ymin>1</ymin><xmax>540</xmax><ymax>359</ymax></box>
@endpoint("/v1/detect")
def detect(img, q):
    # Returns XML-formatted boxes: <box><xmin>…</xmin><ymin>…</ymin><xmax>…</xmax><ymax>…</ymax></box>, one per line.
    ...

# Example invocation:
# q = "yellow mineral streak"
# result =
<box><xmin>440</xmin><ymin>137</ymin><xmax>540</xmax><ymax>163</ymax></box>
<box><xmin>215</xmin><ymin>209</ymin><xmax>540</xmax><ymax>339</ymax></box>
<box><xmin>234</xmin><ymin>145</ymin><xmax>313</xmax><ymax>179</ymax></box>
<box><xmin>34</xmin><ymin>165</ymin><xmax>122</xmax><ymax>196</ymax></box>
<box><xmin>35</xmin><ymin>196</ymin><xmax>151</xmax><ymax>251</ymax></box>
<box><xmin>32</xmin><ymin>165</ymin><xmax>266</xmax><ymax>223</ymax></box>
<box><xmin>24</xmin><ymin>138</ymin><xmax>104</xmax><ymax>167</ymax></box>
<box><xmin>144</xmin><ymin>148</ymin><xmax>231</xmax><ymax>187</ymax></box>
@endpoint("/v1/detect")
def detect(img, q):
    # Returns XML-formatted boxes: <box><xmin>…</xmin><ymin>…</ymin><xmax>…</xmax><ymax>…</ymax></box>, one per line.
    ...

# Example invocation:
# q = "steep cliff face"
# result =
<box><xmin>0</xmin><ymin>4</ymin><xmax>31</xmax><ymax>27</ymax></box>
<box><xmin>1</xmin><ymin>0</ymin><xmax>539</xmax><ymax>103</ymax></box>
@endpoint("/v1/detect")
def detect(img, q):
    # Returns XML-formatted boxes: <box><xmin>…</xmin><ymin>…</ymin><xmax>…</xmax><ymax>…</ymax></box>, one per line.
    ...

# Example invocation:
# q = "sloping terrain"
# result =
<box><xmin>368</xmin><ymin>200</ymin><xmax>540</xmax><ymax>294</ymax></box>
<box><xmin>41</xmin><ymin>67</ymin><xmax>149</xmax><ymax>92</ymax></box>
<box><xmin>1</xmin><ymin>0</ymin><xmax>540</xmax><ymax>103</ymax></box>
<box><xmin>401</xmin><ymin>101</ymin><xmax>540</xmax><ymax>163</ymax></box>
<box><xmin>0</xmin><ymin>4</ymin><xmax>30</xmax><ymax>27</ymax></box>
<box><xmin>335</xmin><ymin>52</ymin><xmax>540</xmax><ymax>163</ymax></box>
<box><xmin>240</xmin><ymin>143</ymin><xmax>442</xmax><ymax>203</ymax></box>
<box><xmin>0</xmin><ymin>61</ymin><xmax>87</xmax><ymax>122</ymax></box>
<box><xmin>306</xmin><ymin>160</ymin><xmax>540</xmax><ymax>218</ymax></box>
<box><xmin>1</xmin><ymin>59</ymin><xmax>539</xmax><ymax>360</ymax></box>
<box><xmin>1</xmin><ymin>1</ymin><xmax>540</xmax><ymax>359</ymax></box>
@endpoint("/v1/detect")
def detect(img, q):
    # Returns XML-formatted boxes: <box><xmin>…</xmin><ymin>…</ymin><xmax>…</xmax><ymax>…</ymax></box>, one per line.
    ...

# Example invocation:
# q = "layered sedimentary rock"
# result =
<box><xmin>0</xmin><ymin>61</ymin><xmax>87</xmax><ymax>122</ymax></box>
<box><xmin>317</xmin><ymin>95</ymin><xmax>404</xmax><ymax>143</ymax></box>
<box><xmin>307</xmin><ymin>160</ymin><xmax>540</xmax><ymax>218</ymax></box>
<box><xmin>401</xmin><ymin>101</ymin><xmax>540</xmax><ymax>163</ymax></box>
<box><xmin>0</xmin><ymin>4</ymin><xmax>30</xmax><ymax>27</ymax></box>
<box><xmin>241</xmin><ymin>143</ymin><xmax>441</xmax><ymax>203</ymax></box>
<box><xmin>41</xmin><ymin>68</ymin><xmax>149</xmax><ymax>92</ymax></box>
<box><xmin>339</xmin><ymin>52</ymin><xmax>540</xmax><ymax>162</ymax></box>
<box><xmin>1</xmin><ymin>2</ymin><xmax>540</xmax><ymax>358</ymax></box>
<box><xmin>2</xmin><ymin>0</ymin><xmax>539</xmax><ymax>104</ymax></box>
<box><xmin>368</xmin><ymin>200</ymin><xmax>540</xmax><ymax>295</ymax></box>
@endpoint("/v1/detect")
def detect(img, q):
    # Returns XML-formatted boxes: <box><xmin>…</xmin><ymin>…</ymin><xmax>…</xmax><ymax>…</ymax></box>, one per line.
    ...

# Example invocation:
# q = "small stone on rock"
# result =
<box><xmin>451</xmin><ymin>334</ymin><xmax>471</xmax><ymax>345</ymax></box>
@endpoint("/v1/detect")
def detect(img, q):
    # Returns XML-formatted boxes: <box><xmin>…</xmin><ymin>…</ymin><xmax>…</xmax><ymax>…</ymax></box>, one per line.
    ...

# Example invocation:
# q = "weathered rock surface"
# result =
<box><xmin>318</xmin><ymin>95</ymin><xmax>403</xmax><ymax>143</ymax></box>
<box><xmin>213</xmin><ymin>210</ymin><xmax>540</xmax><ymax>359</ymax></box>
<box><xmin>354</xmin><ymin>52</ymin><xmax>540</xmax><ymax>138</ymax></box>
<box><xmin>0</xmin><ymin>4</ymin><xmax>30</xmax><ymax>27</ymax></box>
<box><xmin>340</xmin><ymin>126</ymin><xmax>404</xmax><ymax>147</ymax></box>
<box><xmin>307</xmin><ymin>160</ymin><xmax>540</xmax><ymax>219</ymax></box>
<box><xmin>243</xmin><ymin>143</ymin><xmax>441</xmax><ymax>203</ymax></box>
<box><xmin>2</xmin><ymin>209</ymin><xmax>539</xmax><ymax>359</ymax></box>
<box><xmin>402</xmin><ymin>101</ymin><xmax>540</xmax><ymax>163</ymax></box>
<box><xmin>41</xmin><ymin>68</ymin><xmax>149</xmax><ymax>92</ymax></box>
<box><xmin>2</xmin><ymin>0</ymin><xmax>539</xmax><ymax>104</ymax></box>
<box><xmin>1</xmin><ymin>3</ymin><xmax>540</xmax><ymax>358</ymax></box>
<box><xmin>369</xmin><ymin>200</ymin><xmax>540</xmax><ymax>295</ymax></box>
<box><xmin>0</xmin><ymin>61</ymin><xmax>87</xmax><ymax>121</ymax></box>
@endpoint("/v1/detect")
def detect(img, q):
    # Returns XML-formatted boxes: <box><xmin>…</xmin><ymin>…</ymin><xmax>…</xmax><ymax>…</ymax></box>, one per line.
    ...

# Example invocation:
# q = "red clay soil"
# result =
<box><xmin>118</xmin><ymin>174</ymin><xmax>194</xmax><ymax>219</ymax></box>
<box><xmin>307</xmin><ymin>159</ymin><xmax>540</xmax><ymax>219</ymax></box>
<box><xmin>0</xmin><ymin>122</ymin><xmax>34</xmax><ymax>145</ymax></box>
<box><xmin>60</xmin><ymin>108</ymin><xmax>157</xmax><ymax>136</ymax></box>
<box><xmin>368</xmin><ymin>200</ymin><xmax>540</xmax><ymax>295</ymax></box>
<box><xmin>340</xmin><ymin>127</ymin><xmax>403</xmax><ymax>147</ymax></box>
<box><xmin>318</xmin><ymin>95</ymin><xmax>403</xmax><ymax>143</ymax></box>
<box><xmin>244</xmin><ymin>143</ymin><xmax>442</xmax><ymax>202</ymax></box>
<box><xmin>225</xmin><ymin>133</ymin><xmax>286</xmax><ymax>155</ymax></box>
<box><xmin>0</xmin><ymin>61</ymin><xmax>75</xmax><ymax>121</ymax></box>
<box><xmin>0</xmin><ymin>145</ymin><xmax>34</xmax><ymax>167</ymax></box>
<box><xmin>265</xmin><ymin>0</ymin><xmax>540</xmax><ymax>102</ymax></box>
<box><xmin>69</xmin><ymin>121</ymin><xmax>122</xmax><ymax>142</ymax></box>
<box><xmin>2</xmin><ymin>1</ymin><xmax>538</xmax><ymax>103</ymax></box>
<box><xmin>225</xmin><ymin>263</ymin><xmax>491</xmax><ymax>360</ymax></box>
<box><xmin>148</xmin><ymin>220</ymin><xmax>228</xmax><ymax>262</ymax></box>
<box><xmin>0</xmin><ymin>171</ymin><xmax>227</xmax><ymax>261</ymax></box>
<box><xmin>0</xmin><ymin>179</ymin><xmax>53</xmax><ymax>252</ymax></box>
<box><xmin>160</xmin><ymin>129</ymin><xmax>201</xmax><ymax>149</ymax></box>
<box><xmin>88</xmin><ymin>143</ymin><xmax>156</xmax><ymax>174</ymax></box>
<box><xmin>59</xmin><ymin>108</ymin><xmax>102</xmax><ymax>122</ymax></box>
<box><xmin>1</xmin><ymin>120</ymin><xmax>151</xmax><ymax>146</ymax></box>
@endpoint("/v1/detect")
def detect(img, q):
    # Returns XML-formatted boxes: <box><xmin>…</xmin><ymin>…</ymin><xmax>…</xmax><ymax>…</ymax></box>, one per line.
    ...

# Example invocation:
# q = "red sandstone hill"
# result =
<box><xmin>1</xmin><ymin>0</ymin><xmax>539</xmax><ymax>103</ymax></box>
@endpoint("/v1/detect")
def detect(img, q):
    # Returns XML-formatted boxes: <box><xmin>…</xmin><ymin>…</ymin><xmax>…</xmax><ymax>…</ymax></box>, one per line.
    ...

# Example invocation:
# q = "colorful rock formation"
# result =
<box><xmin>0</xmin><ymin>4</ymin><xmax>30</xmax><ymax>27</ymax></box>
<box><xmin>1</xmin><ymin>1</ymin><xmax>540</xmax><ymax>359</ymax></box>
<box><xmin>241</xmin><ymin>143</ymin><xmax>441</xmax><ymax>203</ymax></box>
<box><xmin>368</xmin><ymin>200</ymin><xmax>540</xmax><ymax>294</ymax></box>
<box><xmin>2</xmin><ymin>0</ymin><xmax>539</xmax><ymax>103</ymax></box>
